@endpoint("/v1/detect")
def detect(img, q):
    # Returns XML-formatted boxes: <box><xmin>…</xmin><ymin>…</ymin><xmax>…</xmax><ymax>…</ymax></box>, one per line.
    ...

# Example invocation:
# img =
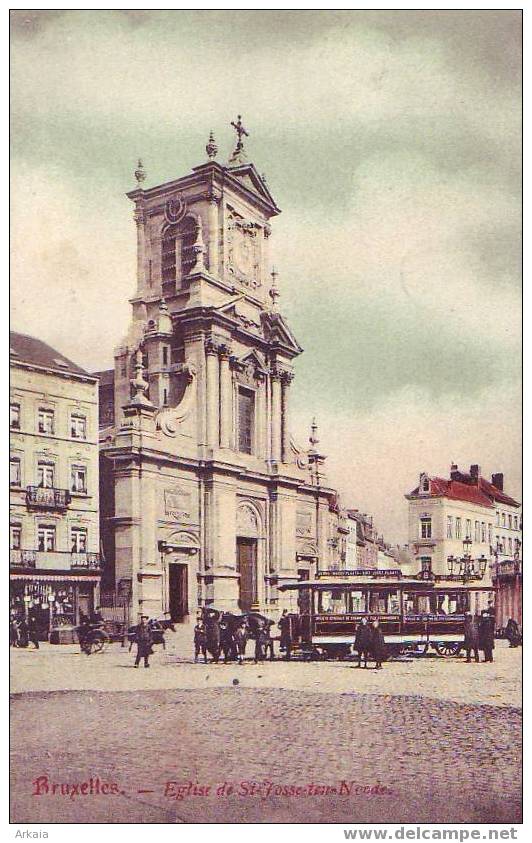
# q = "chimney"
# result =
<box><xmin>492</xmin><ymin>473</ymin><xmax>504</xmax><ymax>491</ymax></box>
<box><xmin>450</xmin><ymin>463</ymin><xmax>460</xmax><ymax>481</ymax></box>
<box><xmin>470</xmin><ymin>464</ymin><xmax>481</xmax><ymax>482</ymax></box>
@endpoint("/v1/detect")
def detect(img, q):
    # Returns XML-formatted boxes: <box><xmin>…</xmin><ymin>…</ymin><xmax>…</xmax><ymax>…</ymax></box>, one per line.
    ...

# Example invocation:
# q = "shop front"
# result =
<box><xmin>10</xmin><ymin>571</ymin><xmax>101</xmax><ymax>641</ymax></box>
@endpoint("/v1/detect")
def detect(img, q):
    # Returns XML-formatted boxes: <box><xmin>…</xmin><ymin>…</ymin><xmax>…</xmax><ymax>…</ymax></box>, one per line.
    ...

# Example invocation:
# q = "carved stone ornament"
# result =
<box><xmin>233</xmin><ymin>305</ymin><xmax>261</xmax><ymax>332</ymax></box>
<box><xmin>291</xmin><ymin>437</ymin><xmax>309</xmax><ymax>470</ymax></box>
<box><xmin>296</xmin><ymin>510</ymin><xmax>313</xmax><ymax>537</ymax></box>
<box><xmin>227</xmin><ymin>209</ymin><xmax>261</xmax><ymax>289</ymax></box>
<box><xmin>164</xmin><ymin>195</ymin><xmax>187</xmax><ymax>226</ymax></box>
<box><xmin>236</xmin><ymin>502</ymin><xmax>260</xmax><ymax>537</ymax></box>
<box><xmin>232</xmin><ymin>354</ymin><xmax>265</xmax><ymax>386</ymax></box>
<box><xmin>156</xmin><ymin>362</ymin><xmax>197</xmax><ymax>437</ymax></box>
<box><xmin>164</xmin><ymin>488</ymin><xmax>192</xmax><ymax>521</ymax></box>
<box><xmin>165</xmin><ymin>530</ymin><xmax>200</xmax><ymax>555</ymax></box>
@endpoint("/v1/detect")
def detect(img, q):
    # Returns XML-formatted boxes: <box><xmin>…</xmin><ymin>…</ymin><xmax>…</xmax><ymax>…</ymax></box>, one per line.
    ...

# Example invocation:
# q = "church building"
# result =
<box><xmin>98</xmin><ymin>119</ymin><xmax>342</xmax><ymax>622</ymax></box>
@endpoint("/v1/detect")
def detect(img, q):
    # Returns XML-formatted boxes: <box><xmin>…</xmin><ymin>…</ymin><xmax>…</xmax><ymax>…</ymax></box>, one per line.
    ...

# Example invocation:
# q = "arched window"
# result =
<box><xmin>161</xmin><ymin>216</ymin><xmax>198</xmax><ymax>295</ymax></box>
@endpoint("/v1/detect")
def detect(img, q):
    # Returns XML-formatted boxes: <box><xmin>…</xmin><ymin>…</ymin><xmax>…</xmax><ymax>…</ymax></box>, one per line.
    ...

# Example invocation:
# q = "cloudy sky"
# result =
<box><xmin>10</xmin><ymin>10</ymin><xmax>522</xmax><ymax>543</ymax></box>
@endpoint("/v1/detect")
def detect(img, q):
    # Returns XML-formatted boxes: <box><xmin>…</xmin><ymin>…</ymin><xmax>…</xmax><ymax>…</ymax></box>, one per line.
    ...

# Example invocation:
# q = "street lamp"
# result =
<box><xmin>446</xmin><ymin>545</ymin><xmax>488</xmax><ymax>581</ymax></box>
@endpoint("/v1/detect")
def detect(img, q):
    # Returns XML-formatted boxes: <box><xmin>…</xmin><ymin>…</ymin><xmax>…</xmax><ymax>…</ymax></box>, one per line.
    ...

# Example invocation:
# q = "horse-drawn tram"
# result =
<box><xmin>279</xmin><ymin>568</ymin><xmax>493</xmax><ymax>660</ymax></box>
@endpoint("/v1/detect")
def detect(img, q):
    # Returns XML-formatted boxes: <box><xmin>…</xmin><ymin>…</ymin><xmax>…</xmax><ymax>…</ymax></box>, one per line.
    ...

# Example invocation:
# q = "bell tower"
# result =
<box><xmin>101</xmin><ymin>119</ymin><xmax>337</xmax><ymax>621</ymax></box>
<box><xmin>114</xmin><ymin>118</ymin><xmax>304</xmax><ymax>468</ymax></box>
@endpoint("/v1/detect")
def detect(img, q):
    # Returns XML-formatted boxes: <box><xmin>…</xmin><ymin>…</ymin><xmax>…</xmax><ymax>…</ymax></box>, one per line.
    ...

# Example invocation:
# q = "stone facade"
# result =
<box><xmin>99</xmin><ymin>131</ymin><xmax>341</xmax><ymax>622</ymax></box>
<box><xmin>10</xmin><ymin>333</ymin><xmax>101</xmax><ymax>637</ymax></box>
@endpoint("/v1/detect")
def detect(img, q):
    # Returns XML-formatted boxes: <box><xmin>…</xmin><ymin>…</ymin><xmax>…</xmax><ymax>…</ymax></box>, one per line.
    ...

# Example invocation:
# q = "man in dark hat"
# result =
<box><xmin>27</xmin><ymin>613</ymin><xmax>40</xmax><ymax>650</ymax></box>
<box><xmin>133</xmin><ymin>615</ymin><xmax>154</xmax><ymax>668</ymax></box>
<box><xmin>354</xmin><ymin>617</ymin><xmax>372</xmax><ymax>668</ymax></box>
<box><xmin>278</xmin><ymin>609</ymin><xmax>293</xmax><ymax>661</ymax></box>
<box><xmin>463</xmin><ymin>612</ymin><xmax>480</xmax><ymax>663</ymax></box>
<box><xmin>479</xmin><ymin>610</ymin><xmax>495</xmax><ymax>663</ymax></box>
<box><xmin>194</xmin><ymin>619</ymin><xmax>207</xmax><ymax>663</ymax></box>
<box><xmin>370</xmin><ymin>618</ymin><xmax>386</xmax><ymax>669</ymax></box>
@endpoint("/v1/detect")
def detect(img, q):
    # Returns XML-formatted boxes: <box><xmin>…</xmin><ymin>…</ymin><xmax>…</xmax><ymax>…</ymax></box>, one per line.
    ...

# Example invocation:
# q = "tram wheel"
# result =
<box><xmin>433</xmin><ymin>642</ymin><xmax>462</xmax><ymax>657</ymax></box>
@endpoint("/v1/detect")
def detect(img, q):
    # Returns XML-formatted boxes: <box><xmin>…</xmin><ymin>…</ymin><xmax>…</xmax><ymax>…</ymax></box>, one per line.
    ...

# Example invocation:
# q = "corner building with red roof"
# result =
<box><xmin>406</xmin><ymin>464</ymin><xmax>521</xmax><ymax>623</ymax></box>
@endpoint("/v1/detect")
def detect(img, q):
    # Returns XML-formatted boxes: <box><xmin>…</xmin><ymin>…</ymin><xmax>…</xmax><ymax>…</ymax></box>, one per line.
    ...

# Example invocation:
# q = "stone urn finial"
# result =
<box><xmin>269</xmin><ymin>267</ymin><xmax>280</xmax><ymax>312</ymax></box>
<box><xmin>134</xmin><ymin>158</ymin><xmax>146</xmax><ymax>188</ymax></box>
<box><xmin>206</xmin><ymin>130</ymin><xmax>218</xmax><ymax>160</ymax></box>
<box><xmin>130</xmin><ymin>349</ymin><xmax>152</xmax><ymax>406</ymax></box>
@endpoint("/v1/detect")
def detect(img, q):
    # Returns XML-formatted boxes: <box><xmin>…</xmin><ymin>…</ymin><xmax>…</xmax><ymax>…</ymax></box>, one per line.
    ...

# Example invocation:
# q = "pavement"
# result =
<box><xmin>10</xmin><ymin>634</ymin><xmax>522</xmax><ymax>824</ymax></box>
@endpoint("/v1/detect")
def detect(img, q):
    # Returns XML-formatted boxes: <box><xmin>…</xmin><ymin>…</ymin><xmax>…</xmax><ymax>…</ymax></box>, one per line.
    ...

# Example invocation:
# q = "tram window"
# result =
<box><xmin>418</xmin><ymin>595</ymin><xmax>432</xmax><ymax>613</ymax></box>
<box><xmin>317</xmin><ymin>589</ymin><xmax>347</xmax><ymax>614</ymax></box>
<box><xmin>403</xmin><ymin>592</ymin><xmax>415</xmax><ymax>614</ymax></box>
<box><xmin>403</xmin><ymin>591</ymin><xmax>431</xmax><ymax>614</ymax></box>
<box><xmin>446</xmin><ymin>594</ymin><xmax>462</xmax><ymax>614</ymax></box>
<box><xmin>388</xmin><ymin>591</ymin><xmax>401</xmax><ymax>614</ymax></box>
<box><xmin>368</xmin><ymin>590</ymin><xmax>397</xmax><ymax>614</ymax></box>
<box><xmin>347</xmin><ymin>590</ymin><xmax>366</xmax><ymax>612</ymax></box>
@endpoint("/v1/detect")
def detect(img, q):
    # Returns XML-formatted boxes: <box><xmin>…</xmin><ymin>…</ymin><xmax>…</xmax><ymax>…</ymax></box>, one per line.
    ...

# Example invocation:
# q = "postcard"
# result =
<box><xmin>9</xmin><ymin>9</ymin><xmax>522</xmax><ymax>830</ymax></box>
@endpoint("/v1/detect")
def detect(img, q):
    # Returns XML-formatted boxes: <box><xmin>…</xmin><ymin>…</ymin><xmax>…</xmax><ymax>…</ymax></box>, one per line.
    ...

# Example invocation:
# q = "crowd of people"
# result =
<box><xmin>9</xmin><ymin>613</ymin><xmax>40</xmax><ymax>650</ymax></box>
<box><xmin>12</xmin><ymin>604</ymin><xmax>521</xmax><ymax>670</ymax></box>
<box><xmin>463</xmin><ymin>608</ymin><xmax>497</xmax><ymax>663</ymax></box>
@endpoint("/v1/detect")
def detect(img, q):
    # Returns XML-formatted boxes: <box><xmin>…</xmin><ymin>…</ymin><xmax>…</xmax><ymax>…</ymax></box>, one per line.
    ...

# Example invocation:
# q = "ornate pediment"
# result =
<box><xmin>226</xmin><ymin>163</ymin><xmax>280</xmax><ymax>213</ymax></box>
<box><xmin>231</xmin><ymin>349</ymin><xmax>267</xmax><ymax>386</ymax></box>
<box><xmin>262</xmin><ymin>312</ymin><xmax>303</xmax><ymax>355</ymax></box>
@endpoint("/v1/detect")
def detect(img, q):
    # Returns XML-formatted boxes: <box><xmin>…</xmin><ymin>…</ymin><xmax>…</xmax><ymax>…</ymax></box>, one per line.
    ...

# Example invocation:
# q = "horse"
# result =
<box><xmin>127</xmin><ymin>616</ymin><xmax>176</xmax><ymax>651</ymax></box>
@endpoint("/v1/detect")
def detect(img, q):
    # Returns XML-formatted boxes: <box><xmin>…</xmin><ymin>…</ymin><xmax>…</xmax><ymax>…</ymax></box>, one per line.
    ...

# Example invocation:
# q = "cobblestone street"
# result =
<box><xmin>10</xmin><ymin>636</ymin><xmax>522</xmax><ymax>824</ymax></box>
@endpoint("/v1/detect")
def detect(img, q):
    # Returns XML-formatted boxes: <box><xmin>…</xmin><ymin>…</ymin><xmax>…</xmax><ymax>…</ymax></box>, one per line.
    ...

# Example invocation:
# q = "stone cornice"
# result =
<box><xmin>127</xmin><ymin>161</ymin><xmax>280</xmax><ymax>218</ymax></box>
<box><xmin>177</xmin><ymin>306</ymin><xmax>301</xmax><ymax>359</ymax></box>
<box><xmin>102</xmin><ymin>444</ymin><xmax>330</xmax><ymax>492</ymax></box>
<box><xmin>11</xmin><ymin>359</ymin><xmax>98</xmax><ymax>386</ymax></box>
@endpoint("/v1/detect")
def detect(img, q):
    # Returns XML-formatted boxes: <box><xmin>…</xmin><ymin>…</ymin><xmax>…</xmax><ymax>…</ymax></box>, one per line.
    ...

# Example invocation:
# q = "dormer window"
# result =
<box><xmin>419</xmin><ymin>474</ymin><xmax>430</xmax><ymax>494</ymax></box>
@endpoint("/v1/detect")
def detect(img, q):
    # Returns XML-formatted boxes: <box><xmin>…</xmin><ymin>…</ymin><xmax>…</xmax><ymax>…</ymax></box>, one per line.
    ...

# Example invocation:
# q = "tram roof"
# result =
<box><xmin>279</xmin><ymin>578</ymin><xmax>422</xmax><ymax>590</ymax></box>
<box><xmin>279</xmin><ymin>578</ymin><xmax>493</xmax><ymax>591</ymax></box>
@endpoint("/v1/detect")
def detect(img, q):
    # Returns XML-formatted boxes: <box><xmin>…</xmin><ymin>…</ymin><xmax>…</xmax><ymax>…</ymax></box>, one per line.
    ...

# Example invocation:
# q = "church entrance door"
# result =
<box><xmin>168</xmin><ymin>563</ymin><xmax>188</xmax><ymax>622</ymax></box>
<box><xmin>237</xmin><ymin>538</ymin><xmax>257</xmax><ymax>611</ymax></box>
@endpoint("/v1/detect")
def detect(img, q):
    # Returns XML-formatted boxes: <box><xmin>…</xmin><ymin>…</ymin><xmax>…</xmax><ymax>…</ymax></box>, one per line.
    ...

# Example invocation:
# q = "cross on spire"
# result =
<box><xmin>229</xmin><ymin>115</ymin><xmax>249</xmax><ymax>164</ymax></box>
<box><xmin>231</xmin><ymin>114</ymin><xmax>248</xmax><ymax>145</ymax></box>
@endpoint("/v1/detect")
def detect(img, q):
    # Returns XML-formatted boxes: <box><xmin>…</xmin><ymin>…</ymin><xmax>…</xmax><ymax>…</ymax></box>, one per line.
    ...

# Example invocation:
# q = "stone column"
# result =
<box><xmin>255</xmin><ymin>376</ymin><xmax>266</xmax><ymax>459</ymax></box>
<box><xmin>205</xmin><ymin>340</ymin><xmax>219</xmax><ymax>449</ymax></box>
<box><xmin>271</xmin><ymin>370</ymin><xmax>282</xmax><ymax>463</ymax></box>
<box><xmin>152</xmin><ymin>234</ymin><xmax>162</xmax><ymax>292</ymax></box>
<box><xmin>219</xmin><ymin>345</ymin><xmax>232</xmax><ymax>449</ymax></box>
<box><xmin>134</xmin><ymin>209</ymin><xmax>146</xmax><ymax>293</ymax></box>
<box><xmin>280</xmin><ymin>372</ymin><xmax>293</xmax><ymax>463</ymax></box>
<box><xmin>207</xmin><ymin>193</ymin><xmax>220</xmax><ymax>277</ymax></box>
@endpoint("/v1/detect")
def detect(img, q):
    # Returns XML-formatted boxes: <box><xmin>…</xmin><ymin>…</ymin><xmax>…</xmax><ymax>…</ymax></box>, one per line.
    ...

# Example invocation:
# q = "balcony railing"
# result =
<box><xmin>10</xmin><ymin>549</ymin><xmax>37</xmax><ymax>568</ymax></box>
<box><xmin>10</xmin><ymin>549</ymin><xmax>102</xmax><ymax>572</ymax></box>
<box><xmin>26</xmin><ymin>486</ymin><xmax>70</xmax><ymax>510</ymax></box>
<box><xmin>70</xmin><ymin>552</ymin><xmax>102</xmax><ymax>570</ymax></box>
